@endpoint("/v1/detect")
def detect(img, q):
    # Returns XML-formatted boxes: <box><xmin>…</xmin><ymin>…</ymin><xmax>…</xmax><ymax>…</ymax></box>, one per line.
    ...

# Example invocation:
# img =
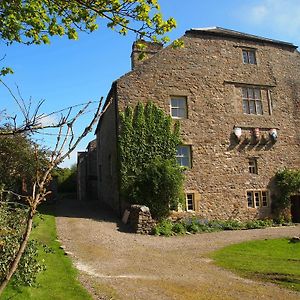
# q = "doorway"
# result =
<box><xmin>291</xmin><ymin>195</ymin><xmax>300</xmax><ymax>223</ymax></box>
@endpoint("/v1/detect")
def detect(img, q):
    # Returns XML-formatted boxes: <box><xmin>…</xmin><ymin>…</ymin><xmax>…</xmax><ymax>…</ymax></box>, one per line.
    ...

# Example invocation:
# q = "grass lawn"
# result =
<box><xmin>2</xmin><ymin>204</ymin><xmax>92</xmax><ymax>300</ymax></box>
<box><xmin>212</xmin><ymin>238</ymin><xmax>300</xmax><ymax>292</ymax></box>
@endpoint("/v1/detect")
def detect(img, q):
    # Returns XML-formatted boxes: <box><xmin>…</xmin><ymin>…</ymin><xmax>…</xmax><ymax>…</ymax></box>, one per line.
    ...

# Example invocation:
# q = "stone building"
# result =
<box><xmin>95</xmin><ymin>27</ymin><xmax>300</xmax><ymax>221</ymax></box>
<box><xmin>77</xmin><ymin>139</ymin><xmax>98</xmax><ymax>201</ymax></box>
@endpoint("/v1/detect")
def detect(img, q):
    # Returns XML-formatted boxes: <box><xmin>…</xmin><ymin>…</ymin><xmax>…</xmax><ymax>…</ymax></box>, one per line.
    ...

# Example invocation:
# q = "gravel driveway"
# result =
<box><xmin>56</xmin><ymin>198</ymin><xmax>300</xmax><ymax>300</ymax></box>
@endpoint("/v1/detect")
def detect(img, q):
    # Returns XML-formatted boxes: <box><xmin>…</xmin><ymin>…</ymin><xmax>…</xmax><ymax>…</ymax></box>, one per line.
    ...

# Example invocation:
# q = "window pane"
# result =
<box><xmin>262</xmin><ymin>191</ymin><xmax>268</xmax><ymax>206</ymax></box>
<box><xmin>243</xmin><ymin>100</ymin><xmax>249</xmax><ymax>113</ymax></box>
<box><xmin>254</xmin><ymin>89</ymin><xmax>260</xmax><ymax>99</ymax></box>
<box><xmin>178</xmin><ymin>99</ymin><xmax>186</xmax><ymax>108</ymax></box>
<box><xmin>181</xmin><ymin>157</ymin><xmax>189</xmax><ymax>167</ymax></box>
<box><xmin>176</xmin><ymin>146</ymin><xmax>191</xmax><ymax>167</ymax></box>
<box><xmin>249</xmin><ymin>159</ymin><xmax>258</xmax><ymax>174</ymax></box>
<box><xmin>171</xmin><ymin>97</ymin><xmax>187</xmax><ymax>118</ymax></box>
<box><xmin>248</xmin><ymin>88</ymin><xmax>254</xmax><ymax>99</ymax></box>
<box><xmin>249</xmin><ymin>51</ymin><xmax>256</xmax><ymax>64</ymax></box>
<box><xmin>242</xmin><ymin>50</ymin><xmax>248</xmax><ymax>63</ymax></box>
<box><xmin>178</xmin><ymin>108</ymin><xmax>186</xmax><ymax>118</ymax></box>
<box><xmin>247</xmin><ymin>192</ymin><xmax>253</xmax><ymax>207</ymax></box>
<box><xmin>186</xmin><ymin>194</ymin><xmax>194</xmax><ymax>210</ymax></box>
<box><xmin>256</xmin><ymin>101</ymin><xmax>263</xmax><ymax>115</ymax></box>
<box><xmin>249</xmin><ymin>100</ymin><xmax>256</xmax><ymax>114</ymax></box>
<box><xmin>254</xmin><ymin>192</ymin><xmax>260</xmax><ymax>207</ymax></box>
<box><xmin>171</xmin><ymin>98</ymin><xmax>178</xmax><ymax>107</ymax></box>
<box><xmin>242</xmin><ymin>88</ymin><xmax>248</xmax><ymax>99</ymax></box>
<box><xmin>171</xmin><ymin>108</ymin><xmax>178</xmax><ymax>117</ymax></box>
<box><xmin>181</xmin><ymin>146</ymin><xmax>189</xmax><ymax>156</ymax></box>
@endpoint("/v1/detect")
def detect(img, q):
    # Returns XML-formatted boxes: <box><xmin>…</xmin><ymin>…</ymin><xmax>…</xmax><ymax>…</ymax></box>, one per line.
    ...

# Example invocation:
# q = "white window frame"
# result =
<box><xmin>248</xmin><ymin>158</ymin><xmax>258</xmax><ymax>174</ymax></box>
<box><xmin>247</xmin><ymin>190</ymin><xmax>269</xmax><ymax>208</ymax></box>
<box><xmin>170</xmin><ymin>96</ymin><xmax>187</xmax><ymax>119</ymax></box>
<box><xmin>186</xmin><ymin>193</ymin><xmax>195</xmax><ymax>211</ymax></box>
<box><xmin>176</xmin><ymin>145</ymin><xmax>191</xmax><ymax>168</ymax></box>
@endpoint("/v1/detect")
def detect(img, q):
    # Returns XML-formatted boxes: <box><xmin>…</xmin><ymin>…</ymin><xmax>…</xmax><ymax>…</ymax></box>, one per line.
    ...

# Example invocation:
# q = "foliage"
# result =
<box><xmin>119</xmin><ymin>102</ymin><xmax>184</xmax><ymax>219</ymax></box>
<box><xmin>0</xmin><ymin>134</ymin><xmax>49</xmax><ymax>192</ymax></box>
<box><xmin>52</xmin><ymin>165</ymin><xmax>77</xmax><ymax>193</ymax></box>
<box><xmin>0</xmin><ymin>0</ymin><xmax>176</xmax><ymax>45</ymax></box>
<box><xmin>212</xmin><ymin>238</ymin><xmax>300</xmax><ymax>292</ymax></box>
<box><xmin>3</xmin><ymin>205</ymin><xmax>92</xmax><ymax>299</ymax></box>
<box><xmin>275</xmin><ymin>168</ymin><xmax>300</xmax><ymax>209</ymax></box>
<box><xmin>152</xmin><ymin>219</ymin><xmax>173</xmax><ymax>236</ymax></box>
<box><xmin>153</xmin><ymin>217</ymin><xmax>276</xmax><ymax>236</ymax></box>
<box><xmin>133</xmin><ymin>158</ymin><xmax>184</xmax><ymax>219</ymax></box>
<box><xmin>0</xmin><ymin>202</ymin><xmax>45</xmax><ymax>287</ymax></box>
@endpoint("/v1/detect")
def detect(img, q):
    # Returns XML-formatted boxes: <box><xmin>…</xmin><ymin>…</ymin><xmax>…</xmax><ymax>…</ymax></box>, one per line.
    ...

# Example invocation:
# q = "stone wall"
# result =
<box><xmin>96</xmin><ymin>91</ymin><xmax>120</xmax><ymax>212</ymax></box>
<box><xmin>95</xmin><ymin>29</ymin><xmax>300</xmax><ymax>221</ymax></box>
<box><xmin>129</xmin><ymin>205</ymin><xmax>156</xmax><ymax>234</ymax></box>
<box><xmin>77</xmin><ymin>140</ymin><xmax>98</xmax><ymax>202</ymax></box>
<box><xmin>112</xmin><ymin>30</ymin><xmax>300</xmax><ymax>221</ymax></box>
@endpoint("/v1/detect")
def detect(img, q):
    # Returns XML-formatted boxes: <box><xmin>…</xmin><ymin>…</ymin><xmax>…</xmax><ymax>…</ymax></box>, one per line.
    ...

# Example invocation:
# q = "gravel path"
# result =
<box><xmin>56</xmin><ymin>198</ymin><xmax>300</xmax><ymax>300</ymax></box>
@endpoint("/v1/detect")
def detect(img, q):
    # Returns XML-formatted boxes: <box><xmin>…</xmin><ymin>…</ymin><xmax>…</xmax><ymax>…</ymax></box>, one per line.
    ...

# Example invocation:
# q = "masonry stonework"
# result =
<box><xmin>95</xmin><ymin>28</ymin><xmax>300</xmax><ymax>221</ymax></box>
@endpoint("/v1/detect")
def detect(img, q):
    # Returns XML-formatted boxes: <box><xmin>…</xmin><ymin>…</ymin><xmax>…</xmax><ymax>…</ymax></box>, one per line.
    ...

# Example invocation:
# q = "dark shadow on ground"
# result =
<box><xmin>48</xmin><ymin>195</ymin><xmax>133</xmax><ymax>234</ymax></box>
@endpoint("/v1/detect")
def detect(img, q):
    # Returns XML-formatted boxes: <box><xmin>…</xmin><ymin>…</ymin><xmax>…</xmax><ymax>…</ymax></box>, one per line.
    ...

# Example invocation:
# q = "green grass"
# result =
<box><xmin>212</xmin><ymin>238</ymin><xmax>300</xmax><ymax>291</ymax></box>
<box><xmin>2</xmin><ymin>205</ymin><xmax>92</xmax><ymax>300</ymax></box>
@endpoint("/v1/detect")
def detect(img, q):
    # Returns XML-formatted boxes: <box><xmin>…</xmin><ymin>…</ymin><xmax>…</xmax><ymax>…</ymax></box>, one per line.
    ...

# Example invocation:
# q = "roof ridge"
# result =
<box><xmin>188</xmin><ymin>27</ymin><xmax>297</xmax><ymax>48</ymax></box>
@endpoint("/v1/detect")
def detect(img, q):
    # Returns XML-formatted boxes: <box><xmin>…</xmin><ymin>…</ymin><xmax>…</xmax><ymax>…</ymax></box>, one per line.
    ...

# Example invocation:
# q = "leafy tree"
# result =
<box><xmin>53</xmin><ymin>165</ymin><xmax>77</xmax><ymax>193</ymax></box>
<box><xmin>0</xmin><ymin>134</ymin><xmax>48</xmax><ymax>192</ymax></box>
<box><xmin>0</xmin><ymin>0</ymin><xmax>177</xmax><ymax>45</ymax></box>
<box><xmin>119</xmin><ymin>102</ymin><xmax>184</xmax><ymax>219</ymax></box>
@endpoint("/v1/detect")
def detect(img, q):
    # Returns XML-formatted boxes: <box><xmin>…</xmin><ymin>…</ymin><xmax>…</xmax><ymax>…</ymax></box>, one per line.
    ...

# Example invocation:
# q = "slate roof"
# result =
<box><xmin>186</xmin><ymin>27</ymin><xmax>297</xmax><ymax>49</ymax></box>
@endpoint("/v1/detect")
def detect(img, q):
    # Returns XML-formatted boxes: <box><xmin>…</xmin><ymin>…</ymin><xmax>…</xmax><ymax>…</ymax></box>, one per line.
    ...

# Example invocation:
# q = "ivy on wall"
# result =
<box><xmin>118</xmin><ymin>102</ymin><xmax>184</xmax><ymax>219</ymax></box>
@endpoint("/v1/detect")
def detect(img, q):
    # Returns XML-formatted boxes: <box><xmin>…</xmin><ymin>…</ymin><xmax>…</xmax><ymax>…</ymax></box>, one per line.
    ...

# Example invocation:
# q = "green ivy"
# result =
<box><xmin>274</xmin><ymin>168</ymin><xmax>300</xmax><ymax>214</ymax></box>
<box><xmin>118</xmin><ymin>102</ymin><xmax>184</xmax><ymax>219</ymax></box>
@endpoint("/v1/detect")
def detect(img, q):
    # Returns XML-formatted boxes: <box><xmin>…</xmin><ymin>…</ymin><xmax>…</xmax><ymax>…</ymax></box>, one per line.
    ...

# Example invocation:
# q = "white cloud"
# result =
<box><xmin>37</xmin><ymin>114</ymin><xmax>58</xmax><ymax>127</ymax></box>
<box><xmin>239</xmin><ymin>0</ymin><xmax>300</xmax><ymax>38</ymax></box>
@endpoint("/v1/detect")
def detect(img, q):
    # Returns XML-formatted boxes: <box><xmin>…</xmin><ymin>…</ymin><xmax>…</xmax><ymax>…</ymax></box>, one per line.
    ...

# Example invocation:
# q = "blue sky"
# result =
<box><xmin>1</xmin><ymin>0</ymin><xmax>300</xmax><ymax>167</ymax></box>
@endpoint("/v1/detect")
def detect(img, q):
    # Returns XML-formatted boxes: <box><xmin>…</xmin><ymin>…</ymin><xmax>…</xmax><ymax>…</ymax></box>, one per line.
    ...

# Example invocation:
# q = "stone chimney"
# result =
<box><xmin>131</xmin><ymin>40</ymin><xmax>163</xmax><ymax>70</ymax></box>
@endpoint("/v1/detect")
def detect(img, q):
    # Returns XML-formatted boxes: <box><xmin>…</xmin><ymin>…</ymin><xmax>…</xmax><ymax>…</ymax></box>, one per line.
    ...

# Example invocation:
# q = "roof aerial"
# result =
<box><xmin>187</xmin><ymin>27</ymin><xmax>297</xmax><ymax>49</ymax></box>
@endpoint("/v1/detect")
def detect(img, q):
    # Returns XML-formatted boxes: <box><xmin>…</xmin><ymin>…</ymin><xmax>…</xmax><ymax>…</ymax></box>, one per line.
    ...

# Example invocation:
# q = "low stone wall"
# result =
<box><xmin>128</xmin><ymin>205</ymin><xmax>156</xmax><ymax>234</ymax></box>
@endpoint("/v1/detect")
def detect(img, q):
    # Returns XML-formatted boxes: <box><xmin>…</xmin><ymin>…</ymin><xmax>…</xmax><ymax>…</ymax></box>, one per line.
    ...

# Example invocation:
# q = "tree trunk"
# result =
<box><xmin>0</xmin><ymin>211</ymin><xmax>33</xmax><ymax>295</ymax></box>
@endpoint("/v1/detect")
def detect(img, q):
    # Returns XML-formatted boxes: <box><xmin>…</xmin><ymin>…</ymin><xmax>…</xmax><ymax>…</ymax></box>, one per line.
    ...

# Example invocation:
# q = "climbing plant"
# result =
<box><xmin>274</xmin><ymin>168</ymin><xmax>300</xmax><ymax>216</ymax></box>
<box><xmin>118</xmin><ymin>102</ymin><xmax>184</xmax><ymax>219</ymax></box>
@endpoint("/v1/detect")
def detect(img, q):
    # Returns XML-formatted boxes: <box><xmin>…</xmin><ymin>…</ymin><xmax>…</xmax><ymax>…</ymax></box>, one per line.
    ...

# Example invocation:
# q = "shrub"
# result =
<box><xmin>245</xmin><ymin>219</ymin><xmax>274</xmax><ymax>229</ymax></box>
<box><xmin>153</xmin><ymin>219</ymin><xmax>173</xmax><ymax>236</ymax></box>
<box><xmin>219</xmin><ymin>220</ymin><xmax>244</xmax><ymax>230</ymax></box>
<box><xmin>172</xmin><ymin>222</ymin><xmax>186</xmax><ymax>235</ymax></box>
<box><xmin>185</xmin><ymin>219</ymin><xmax>201</xmax><ymax>233</ymax></box>
<box><xmin>0</xmin><ymin>202</ymin><xmax>45</xmax><ymax>287</ymax></box>
<box><xmin>153</xmin><ymin>217</ymin><xmax>276</xmax><ymax>236</ymax></box>
<box><xmin>274</xmin><ymin>168</ymin><xmax>300</xmax><ymax>218</ymax></box>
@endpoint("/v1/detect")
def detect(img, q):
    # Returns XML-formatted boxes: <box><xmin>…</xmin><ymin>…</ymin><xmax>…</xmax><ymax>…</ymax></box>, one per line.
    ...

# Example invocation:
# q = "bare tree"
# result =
<box><xmin>0</xmin><ymin>89</ymin><xmax>112</xmax><ymax>294</ymax></box>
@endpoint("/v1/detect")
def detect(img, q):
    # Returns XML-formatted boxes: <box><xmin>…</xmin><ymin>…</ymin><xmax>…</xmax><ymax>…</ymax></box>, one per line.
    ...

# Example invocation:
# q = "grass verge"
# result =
<box><xmin>2</xmin><ymin>204</ymin><xmax>92</xmax><ymax>300</ymax></box>
<box><xmin>212</xmin><ymin>238</ymin><xmax>300</xmax><ymax>292</ymax></box>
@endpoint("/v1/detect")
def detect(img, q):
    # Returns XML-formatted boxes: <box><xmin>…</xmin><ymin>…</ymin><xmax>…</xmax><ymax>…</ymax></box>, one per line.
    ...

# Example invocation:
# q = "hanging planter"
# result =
<box><xmin>269</xmin><ymin>128</ymin><xmax>278</xmax><ymax>142</ymax></box>
<box><xmin>252</xmin><ymin>128</ymin><xmax>260</xmax><ymax>143</ymax></box>
<box><xmin>233</xmin><ymin>127</ymin><xmax>242</xmax><ymax>142</ymax></box>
